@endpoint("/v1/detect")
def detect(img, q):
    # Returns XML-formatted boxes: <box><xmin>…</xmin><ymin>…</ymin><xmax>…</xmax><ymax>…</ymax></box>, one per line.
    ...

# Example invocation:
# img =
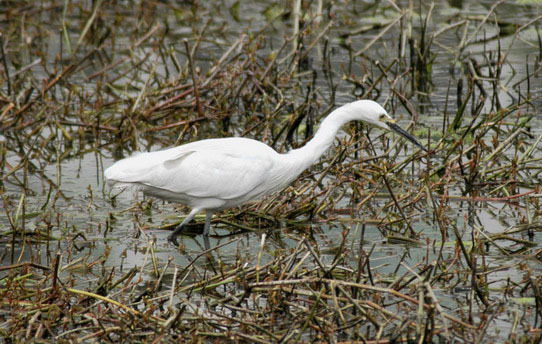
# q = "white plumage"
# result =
<box><xmin>105</xmin><ymin>100</ymin><xmax>425</xmax><ymax>245</ymax></box>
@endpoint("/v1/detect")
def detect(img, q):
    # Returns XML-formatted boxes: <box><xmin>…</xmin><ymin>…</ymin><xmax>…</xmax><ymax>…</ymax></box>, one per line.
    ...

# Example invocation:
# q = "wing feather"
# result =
<box><xmin>140</xmin><ymin>150</ymin><xmax>273</xmax><ymax>199</ymax></box>
<box><xmin>105</xmin><ymin>138</ymin><xmax>278</xmax><ymax>201</ymax></box>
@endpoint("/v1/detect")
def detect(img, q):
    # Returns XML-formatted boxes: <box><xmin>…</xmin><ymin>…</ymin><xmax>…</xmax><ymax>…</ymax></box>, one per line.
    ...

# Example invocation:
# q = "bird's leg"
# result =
<box><xmin>168</xmin><ymin>208</ymin><xmax>200</xmax><ymax>246</ymax></box>
<box><xmin>203</xmin><ymin>211</ymin><xmax>213</xmax><ymax>236</ymax></box>
<box><xmin>202</xmin><ymin>236</ymin><xmax>210</xmax><ymax>251</ymax></box>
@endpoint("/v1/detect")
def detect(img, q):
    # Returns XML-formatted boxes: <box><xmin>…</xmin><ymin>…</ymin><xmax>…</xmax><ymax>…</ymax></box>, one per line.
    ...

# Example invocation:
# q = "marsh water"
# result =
<box><xmin>1</xmin><ymin>0</ymin><xmax>542</xmax><ymax>342</ymax></box>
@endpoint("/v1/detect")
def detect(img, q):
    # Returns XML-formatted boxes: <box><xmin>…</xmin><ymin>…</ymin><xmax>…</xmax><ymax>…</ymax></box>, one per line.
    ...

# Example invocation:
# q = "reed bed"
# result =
<box><xmin>1</xmin><ymin>1</ymin><xmax>541</xmax><ymax>342</ymax></box>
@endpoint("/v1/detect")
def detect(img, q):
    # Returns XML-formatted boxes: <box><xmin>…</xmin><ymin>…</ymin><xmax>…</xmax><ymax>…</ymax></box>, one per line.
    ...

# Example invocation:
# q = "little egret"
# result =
<box><xmin>105</xmin><ymin>100</ymin><xmax>425</xmax><ymax>246</ymax></box>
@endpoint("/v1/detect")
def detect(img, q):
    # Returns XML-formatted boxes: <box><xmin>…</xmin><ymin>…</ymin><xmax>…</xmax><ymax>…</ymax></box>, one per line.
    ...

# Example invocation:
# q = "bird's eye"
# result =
<box><xmin>379</xmin><ymin>114</ymin><xmax>386</xmax><ymax>121</ymax></box>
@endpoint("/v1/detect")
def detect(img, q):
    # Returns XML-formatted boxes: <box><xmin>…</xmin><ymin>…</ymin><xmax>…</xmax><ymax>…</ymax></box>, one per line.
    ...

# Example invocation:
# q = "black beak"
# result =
<box><xmin>388</xmin><ymin>122</ymin><xmax>427</xmax><ymax>152</ymax></box>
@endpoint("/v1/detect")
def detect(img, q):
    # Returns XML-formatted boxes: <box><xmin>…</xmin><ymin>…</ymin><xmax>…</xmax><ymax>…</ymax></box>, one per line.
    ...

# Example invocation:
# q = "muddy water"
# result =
<box><xmin>1</xmin><ymin>0</ymin><xmax>541</xmax><ymax>340</ymax></box>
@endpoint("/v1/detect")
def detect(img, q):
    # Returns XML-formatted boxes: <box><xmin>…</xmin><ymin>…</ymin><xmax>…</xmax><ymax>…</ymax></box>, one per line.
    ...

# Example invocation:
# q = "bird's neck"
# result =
<box><xmin>283</xmin><ymin>106</ymin><xmax>357</xmax><ymax>171</ymax></box>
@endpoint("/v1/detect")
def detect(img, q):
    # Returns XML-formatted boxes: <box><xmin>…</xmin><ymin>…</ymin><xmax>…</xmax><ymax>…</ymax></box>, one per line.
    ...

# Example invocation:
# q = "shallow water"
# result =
<box><xmin>1</xmin><ymin>0</ymin><xmax>542</xmax><ymax>341</ymax></box>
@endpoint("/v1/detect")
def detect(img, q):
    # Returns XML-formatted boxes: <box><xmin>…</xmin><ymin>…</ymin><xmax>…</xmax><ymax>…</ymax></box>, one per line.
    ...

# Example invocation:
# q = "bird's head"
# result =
<box><xmin>348</xmin><ymin>100</ymin><xmax>426</xmax><ymax>152</ymax></box>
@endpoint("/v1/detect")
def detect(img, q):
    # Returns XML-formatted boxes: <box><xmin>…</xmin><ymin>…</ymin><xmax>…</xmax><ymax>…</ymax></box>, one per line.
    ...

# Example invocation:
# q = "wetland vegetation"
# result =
<box><xmin>1</xmin><ymin>0</ymin><xmax>542</xmax><ymax>342</ymax></box>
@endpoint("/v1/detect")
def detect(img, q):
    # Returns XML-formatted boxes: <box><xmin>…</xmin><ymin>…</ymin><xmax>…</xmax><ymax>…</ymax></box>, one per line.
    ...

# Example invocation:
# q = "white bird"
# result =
<box><xmin>105</xmin><ymin>100</ymin><xmax>425</xmax><ymax>246</ymax></box>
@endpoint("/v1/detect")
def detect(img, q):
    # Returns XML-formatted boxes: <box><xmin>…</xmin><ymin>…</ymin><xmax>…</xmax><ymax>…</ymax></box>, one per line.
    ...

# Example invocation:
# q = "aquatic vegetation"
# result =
<box><xmin>0</xmin><ymin>0</ymin><xmax>541</xmax><ymax>342</ymax></box>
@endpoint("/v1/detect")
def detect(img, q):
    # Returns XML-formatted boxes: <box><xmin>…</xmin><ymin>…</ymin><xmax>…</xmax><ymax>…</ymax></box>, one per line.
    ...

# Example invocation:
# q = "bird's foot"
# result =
<box><xmin>167</xmin><ymin>233</ymin><xmax>180</xmax><ymax>247</ymax></box>
<box><xmin>168</xmin><ymin>224</ymin><xmax>184</xmax><ymax>246</ymax></box>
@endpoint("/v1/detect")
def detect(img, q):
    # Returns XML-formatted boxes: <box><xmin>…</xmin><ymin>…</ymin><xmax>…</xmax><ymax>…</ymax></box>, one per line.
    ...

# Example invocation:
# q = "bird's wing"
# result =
<box><xmin>104</xmin><ymin>150</ymin><xmax>195</xmax><ymax>183</ymax></box>
<box><xmin>138</xmin><ymin>149</ymin><xmax>274</xmax><ymax>200</ymax></box>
